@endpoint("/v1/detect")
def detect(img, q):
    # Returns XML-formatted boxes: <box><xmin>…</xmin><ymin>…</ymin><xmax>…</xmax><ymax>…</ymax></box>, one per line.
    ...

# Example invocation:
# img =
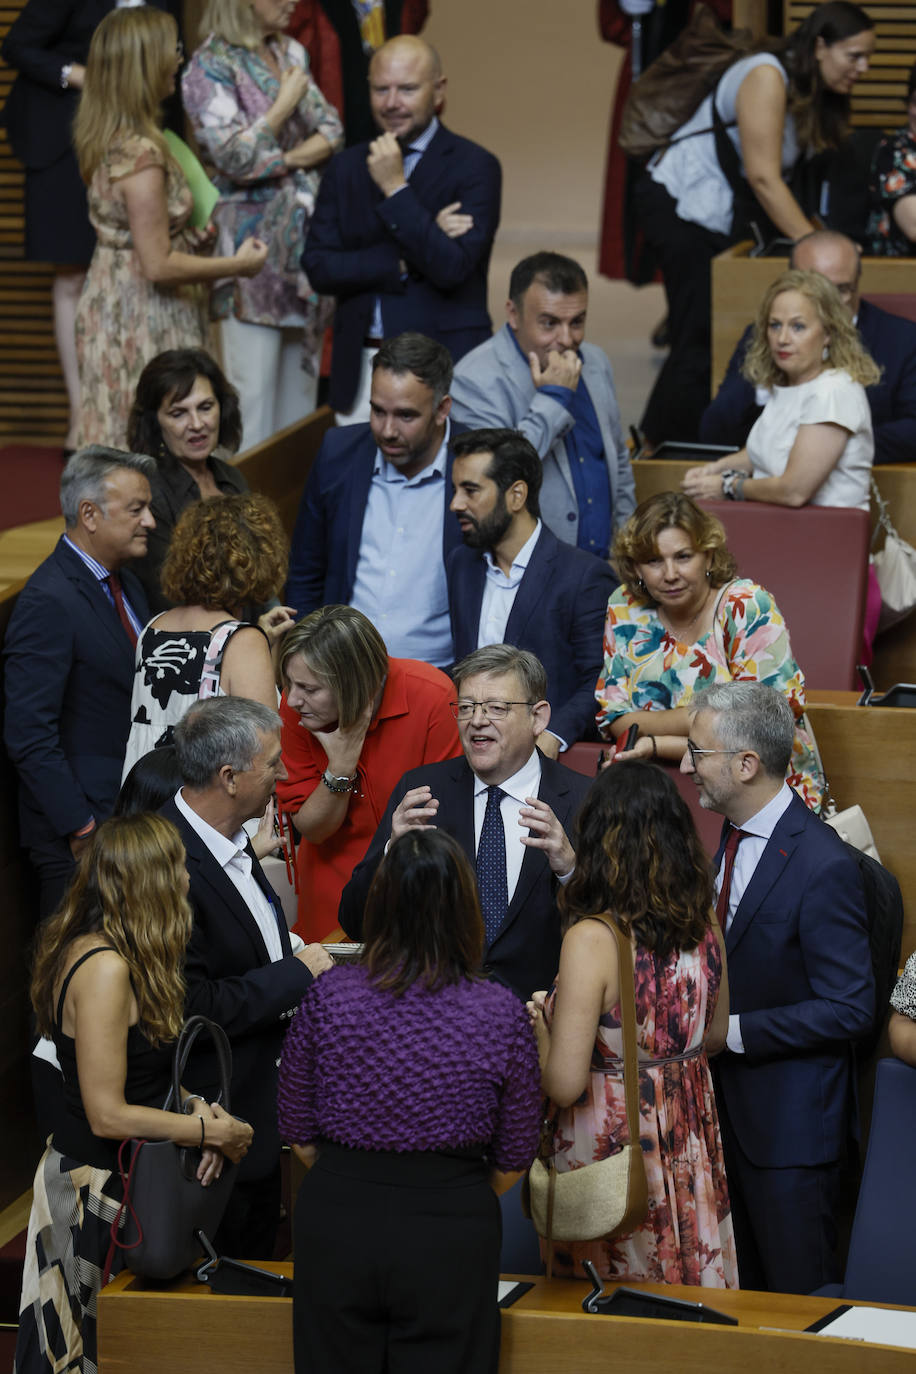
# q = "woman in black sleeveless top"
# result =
<box><xmin>14</xmin><ymin>813</ymin><xmax>252</xmax><ymax>1374</ymax></box>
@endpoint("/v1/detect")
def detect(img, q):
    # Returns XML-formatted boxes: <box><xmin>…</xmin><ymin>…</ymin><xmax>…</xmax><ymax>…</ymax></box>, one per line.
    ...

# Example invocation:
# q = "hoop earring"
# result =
<box><xmin>635</xmin><ymin>577</ymin><xmax>646</xmax><ymax>591</ymax></box>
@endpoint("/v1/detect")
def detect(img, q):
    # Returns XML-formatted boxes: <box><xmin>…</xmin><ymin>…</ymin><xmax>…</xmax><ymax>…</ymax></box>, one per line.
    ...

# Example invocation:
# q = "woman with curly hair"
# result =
<box><xmin>15</xmin><ymin>813</ymin><xmax>252</xmax><ymax>1373</ymax></box>
<box><xmin>683</xmin><ymin>269</ymin><xmax>881</xmax><ymax>510</ymax></box>
<box><xmin>121</xmin><ymin>491</ymin><xmax>292</xmax><ymax>780</ymax></box>
<box><xmin>528</xmin><ymin>762</ymin><xmax>736</xmax><ymax>1287</ymax></box>
<box><xmin>127</xmin><ymin>347</ymin><xmax>249</xmax><ymax>614</ymax></box>
<box><xmin>595</xmin><ymin>491</ymin><xmax>824</xmax><ymax>809</ymax></box>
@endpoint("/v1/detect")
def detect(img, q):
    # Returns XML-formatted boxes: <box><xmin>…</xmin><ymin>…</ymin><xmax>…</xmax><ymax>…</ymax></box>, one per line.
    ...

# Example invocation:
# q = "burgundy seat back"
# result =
<box><xmin>700</xmin><ymin>500</ymin><xmax>869</xmax><ymax>689</ymax></box>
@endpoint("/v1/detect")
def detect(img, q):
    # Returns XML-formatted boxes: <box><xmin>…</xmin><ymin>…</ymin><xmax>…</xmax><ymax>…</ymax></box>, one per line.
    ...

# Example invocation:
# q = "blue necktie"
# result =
<box><xmin>477</xmin><ymin>786</ymin><xmax>508</xmax><ymax>947</ymax></box>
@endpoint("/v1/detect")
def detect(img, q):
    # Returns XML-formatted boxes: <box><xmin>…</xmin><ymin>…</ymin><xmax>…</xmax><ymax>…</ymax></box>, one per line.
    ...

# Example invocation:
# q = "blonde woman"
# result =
<box><xmin>73</xmin><ymin>6</ymin><xmax>268</xmax><ymax>449</ymax></box>
<box><xmin>14</xmin><ymin>814</ymin><xmax>252</xmax><ymax>1374</ymax></box>
<box><xmin>683</xmin><ymin>268</ymin><xmax>882</xmax><ymax>511</ymax></box>
<box><xmin>184</xmin><ymin>0</ymin><xmax>343</xmax><ymax>448</ymax></box>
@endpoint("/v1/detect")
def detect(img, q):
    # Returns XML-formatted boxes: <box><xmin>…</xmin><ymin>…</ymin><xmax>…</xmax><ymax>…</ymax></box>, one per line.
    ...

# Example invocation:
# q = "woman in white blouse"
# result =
<box><xmin>683</xmin><ymin>268</ymin><xmax>881</xmax><ymax>511</ymax></box>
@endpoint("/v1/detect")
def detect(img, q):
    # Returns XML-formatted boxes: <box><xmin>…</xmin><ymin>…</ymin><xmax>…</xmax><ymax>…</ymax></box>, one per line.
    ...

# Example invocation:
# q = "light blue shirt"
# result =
<box><xmin>369</xmin><ymin>116</ymin><xmax>440</xmax><ymax>339</ymax></box>
<box><xmin>477</xmin><ymin>520</ymin><xmax>542</xmax><ymax>649</ymax></box>
<box><xmin>349</xmin><ymin>419</ymin><xmax>452</xmax><ymax>666</ymax></box>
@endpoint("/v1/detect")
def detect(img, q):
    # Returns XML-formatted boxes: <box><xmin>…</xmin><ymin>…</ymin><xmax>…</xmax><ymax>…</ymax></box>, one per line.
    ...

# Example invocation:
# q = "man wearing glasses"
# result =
<box><xmin>683</xmin><ymin>680</ymin><xmax>873</xmax><ymax>1295</ymax></box>
<box><xmin>339</xmin><ymin>644</ymin><xmax>590</xmax><ymax>1001</ymax></box>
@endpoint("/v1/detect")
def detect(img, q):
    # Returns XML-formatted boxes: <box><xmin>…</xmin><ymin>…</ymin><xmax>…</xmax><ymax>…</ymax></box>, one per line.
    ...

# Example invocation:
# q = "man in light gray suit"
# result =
<box><xmin>450</xmin><ymin>251</ymin><xmax>635</xmax><ymax>559</ymax></box>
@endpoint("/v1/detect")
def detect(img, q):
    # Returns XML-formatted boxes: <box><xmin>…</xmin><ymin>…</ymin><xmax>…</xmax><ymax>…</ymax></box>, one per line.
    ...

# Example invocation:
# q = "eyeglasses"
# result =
<box><xmin>450</xmin><ymin>699</ymin><xmax>534</xmax><ymax>721</ymax></box>
<box><xmin>685</xmin><ymin>740</ymin><xmax>745</xmax><ymax>768</ymax></box>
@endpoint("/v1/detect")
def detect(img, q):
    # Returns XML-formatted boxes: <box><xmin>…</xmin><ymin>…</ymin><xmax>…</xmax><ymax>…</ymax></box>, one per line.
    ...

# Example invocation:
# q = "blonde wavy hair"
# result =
<box><xmin>743</xmin><ymin>269</ymin><xmax>882</xmax><ymax>390</ymax></box>
<box><xmin>612</xmin><ymin>492</ymin><xmax>737</xmax><ymax>605</ymax></box>
<box><xmin>31</xmin><ymin>815</ymin><xmax>192</xmax><ymax>1046</ymax></box>
<box><xmin>200</xmin><ymin>0</ymin><xmax>266</xmax><ymax>49</ymax></box>
<box><xmin>74</xmin><ymin>6</ymin><xmax>178</xmax><ymax>183</ymax></box>
<box><xmin>161</xmin><ymin>492</ymin><xmax>289</xmax><ymax>611</ymax></box>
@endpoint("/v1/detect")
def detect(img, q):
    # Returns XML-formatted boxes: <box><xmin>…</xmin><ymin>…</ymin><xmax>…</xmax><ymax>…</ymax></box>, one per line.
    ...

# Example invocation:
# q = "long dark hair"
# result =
<box><xmin>127</xmin><ymin>348</ymin><xmax>243</xmax><ymax>459</ymax></box>
<box><xmin>362</xmin><ymin>830</ymin><xmax>484</xmax><ymax>996</ymax></box>
<box><xmin>561</xmin><ymin>763</ymin><xmax>714</xmax><ymax>961</ymax></box>
<box><xmin>782</xmin><ymin>1</ymin><xmax>874</xmax><ymax>150</ymax></box>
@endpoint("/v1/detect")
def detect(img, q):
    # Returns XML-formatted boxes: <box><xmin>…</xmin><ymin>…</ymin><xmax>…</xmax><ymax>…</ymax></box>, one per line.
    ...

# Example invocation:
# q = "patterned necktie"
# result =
<box><xmin>477</xmin><ymin>786</ymin><xmax>508</xmax><ymax>947</ymax></box>
<box><xmin>106</xmin><ymin>572</ymin><xmax>137</xmax><ymax>648</ymax></box>
<box><xmin>716</xmin><ymin>826</ymin><xmax>748</xmax><ymax>928</ymax></box>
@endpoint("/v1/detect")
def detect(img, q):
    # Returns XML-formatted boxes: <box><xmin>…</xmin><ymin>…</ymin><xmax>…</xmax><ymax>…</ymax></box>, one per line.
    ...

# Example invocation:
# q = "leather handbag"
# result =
<box><xmin>105</xmin><ymin>1015</ymin><xmax>240</xmax><ymax>1282</ymax></box>
<box><xmin>527</xmin><ymin>917</ymin><xmax>648</xmax><ymax>1249</ymax></box>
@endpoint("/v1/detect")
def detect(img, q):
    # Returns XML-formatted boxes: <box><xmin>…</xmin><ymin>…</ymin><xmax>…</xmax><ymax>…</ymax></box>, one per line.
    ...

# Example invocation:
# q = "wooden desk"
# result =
<box><xmin>97</xmin><ymin>1269</ymin><xmax>916</xmax><ymax>1374</ymax></box>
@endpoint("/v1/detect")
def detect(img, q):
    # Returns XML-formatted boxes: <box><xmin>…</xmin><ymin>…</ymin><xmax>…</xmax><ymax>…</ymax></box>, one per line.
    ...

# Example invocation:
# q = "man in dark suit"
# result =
<box><xmin>339</xmin><ymin>646</ymin><xmax>592</xmax><ymax>1001</ymax></box>
<box><xmin>165</xmin><ymin>697</ymin><xmax>332</xmax><ymax>1258</ymax></box>
<box><xmin>684</xmin><ymin>681</ymin><xmax>874</xmax><ymax>1294</ymax></box>
<box><xmin>285</xmin><ymin>333</ymin><xmax>463</xmax><ymax>667</ymax></box>
<box><xmin>302</xmin><ymin>34</ymin><xmax>501</xmax><ymax>418</ymax></box>
<box><xmin>699</xmin><ymin>229</ymin><xmax>916</xmax><ymax>464</ymax></box>
<box><xmin>3</xmin><ymin>447</ymin><xmax>154</xmax><ymax>916</ymax></box>
<box><xmin>447</xmin><ymin>428</ymin><xmax>616</xmax><ymax>753</ymax></box>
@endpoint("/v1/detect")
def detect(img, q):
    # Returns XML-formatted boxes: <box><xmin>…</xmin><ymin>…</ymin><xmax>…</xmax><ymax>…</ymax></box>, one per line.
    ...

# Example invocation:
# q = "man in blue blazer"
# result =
<box><xmin>285</xmin><ymin>333</ymin><xmax>464</xmax><ymax>667</ymax></box>
<box><xmin>450</xmin><ymin>252</ymin><xmax>635</xmax><ymax>559</ymax></box>
<box><xmin>4</xmin><ymin>448</ymin><xmax>155</xmax><ymax>916</ymax></box>
<box><xmin>339</xmin><ymin>645</ymin><xmax>592</xmax><ymax>1002</ymax></box>
<box><xmin>447</xmin><ymin>428</ymin><xmax>616</xmax><ymax>751</ymax></box>
<box><xmin>684</xmin><ymin>681</ymin><xmax>874</xmax><ymax>1294</ymax></box>
<box><xmin>302</xmin><ymin>34</ymin><xmax>501</xmax><ymax>416</ymax></box>
<box><xmin>699</xmin><ymin>230</ymin><xmax>916</xmax><ymax>464</ymax></box>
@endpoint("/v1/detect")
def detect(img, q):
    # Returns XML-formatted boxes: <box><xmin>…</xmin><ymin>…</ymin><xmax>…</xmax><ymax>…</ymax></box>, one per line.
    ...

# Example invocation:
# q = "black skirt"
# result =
<box><xmin>24</xmin><ymin>147</ymin><xmax>95</xmax><ymax>266</ymax></box>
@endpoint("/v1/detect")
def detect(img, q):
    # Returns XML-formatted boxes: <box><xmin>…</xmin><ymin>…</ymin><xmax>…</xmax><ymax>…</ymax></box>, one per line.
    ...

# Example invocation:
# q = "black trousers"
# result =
<box><xmin>292</xmin><ymin>1145</ymin><xmax>501</xmax><ymax>1374</ymax></box>
<box><xmin>214</xmin><ymin>1163</ymin><xmax>282</xmax><ymax>1261</ymax></box>
<box><xmin>635</xmin><ymin>173</ymin><xmax>731</xmax><ymax>446</ymax></box>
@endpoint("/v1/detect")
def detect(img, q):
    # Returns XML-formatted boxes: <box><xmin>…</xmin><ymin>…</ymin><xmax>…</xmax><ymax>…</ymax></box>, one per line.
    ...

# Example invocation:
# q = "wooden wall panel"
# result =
<box><xmin>785</xmin><ymin>1</ymin><xmax>916</xmax><ymax>128</ymax></box>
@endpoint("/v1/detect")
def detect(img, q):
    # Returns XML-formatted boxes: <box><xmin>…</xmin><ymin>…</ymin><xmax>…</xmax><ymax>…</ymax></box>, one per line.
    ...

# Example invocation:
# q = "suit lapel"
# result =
<box><xmin>404</xmin><ymin>124</ymin><xmax>452</xmax><ymax>201</ymax></box>
<box><xmin>505</xmin><ymin>528</ymin><xmax>553</xmax><ymax>641</ymax></box>
<box><xmin>57</xmin><ymin>540</ymin><xmax>135</xmax><ymax>670</ymax></box>
<box><xmin>247</xmin><ymin>841</ymin><xmax>293</xmax><ymax>957</ymax></box>
<box><xmin>347</xmin><ymin>437</ymin><xmax>377</xmax><ymax>593</ymax></box>
<box><xmin>725</xmin><ymin>798</ymin><xmax>807</xmax><ymax>956</ymax></box>
<box><xmin>493</xmin><ymin>757</ymin><xmax>569</xmax><ymax>948</ymax></box>
<box><xmin>495</xmin><ymin>327</ymin><xmax>575</xmax><ymax>497</ymax></box>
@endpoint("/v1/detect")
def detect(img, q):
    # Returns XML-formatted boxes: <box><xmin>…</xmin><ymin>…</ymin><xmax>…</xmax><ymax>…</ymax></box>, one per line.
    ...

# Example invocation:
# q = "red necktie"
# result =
<box><xmin>715</xmin><ymin>826</ymin><xmax>748</xmax><ymax>927</ymax></box>
<box><xmin>107</xmin><ymin>572</ymin><xmax>138</xmax><ymax>648</ymax></box>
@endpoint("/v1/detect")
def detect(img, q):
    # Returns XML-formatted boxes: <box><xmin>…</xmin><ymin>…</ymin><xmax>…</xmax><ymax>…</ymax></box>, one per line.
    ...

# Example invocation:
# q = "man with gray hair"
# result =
<box><xmin>340</xmin><ymin>644</ymin><xmax>591</xmax><ymax>1000</ymax></box>
<box><xmin>163</xmin><ymin>696</ymin><xmax>332</xmax><ymax>1259</ymax></box>
<box><xmin>4</xmin><ymin>446</ymin><xmax>155</xmax><ymax>914</ymax></box>
<box><xmin>683</xmin><ymin>680</ymin><xmax>874</xmax><ymax>1293</ymax></box>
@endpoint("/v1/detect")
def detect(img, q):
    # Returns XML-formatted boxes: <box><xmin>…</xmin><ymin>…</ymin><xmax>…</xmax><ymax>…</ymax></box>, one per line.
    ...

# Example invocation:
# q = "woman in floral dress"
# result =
<box><xmin>596</xmin><ymin>492</ymin><xmax>825</xmax><ymax>810</ymax></box>
<box><xmin>73</xmin><ymin>6</ymin><xmax>268</xmax><ymax>448</ymax></box>
<box><xmin>184</xmin><ymin>0</ymin><xmax>343</xmax><ymax>449</ymax></box>
<box><xmin>529</xmin><ymin>761</ymin><xmax>737</xmax><ymax>1287</ymax></box>
<box><xmin>866</xmin><ymin>61</ymin><xmax>916</xmax><ymax>256</ymax></box>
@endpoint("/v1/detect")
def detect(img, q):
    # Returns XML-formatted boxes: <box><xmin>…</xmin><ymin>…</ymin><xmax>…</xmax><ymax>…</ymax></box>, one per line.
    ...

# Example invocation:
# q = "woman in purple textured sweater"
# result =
<box><xmin>278</xmin><ymin>829</ymin><xmax>541</xmax><ymax>1374</ymax></box>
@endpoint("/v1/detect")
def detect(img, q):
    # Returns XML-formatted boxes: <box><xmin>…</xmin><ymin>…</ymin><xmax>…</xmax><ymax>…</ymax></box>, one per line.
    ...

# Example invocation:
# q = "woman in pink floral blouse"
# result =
<box><xmin>184</xmin><ymin>0</ymin><xmax>343</xmax><ymax>449</ymax></box>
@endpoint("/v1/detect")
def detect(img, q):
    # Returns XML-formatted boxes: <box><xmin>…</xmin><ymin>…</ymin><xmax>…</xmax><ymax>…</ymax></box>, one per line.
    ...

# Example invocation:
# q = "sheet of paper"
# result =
<box><xmin>817</xmin><ymin>1305</ymin><xmax>916</xmax><ymax>1350</ymax></box>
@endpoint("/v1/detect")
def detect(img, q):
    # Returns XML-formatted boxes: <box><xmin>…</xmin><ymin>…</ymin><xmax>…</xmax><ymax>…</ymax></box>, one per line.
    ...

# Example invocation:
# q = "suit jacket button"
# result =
<box><xmin>566</xmin><ymin>512</ymin><xmax>576</xmax><ymax>522</ymax></box>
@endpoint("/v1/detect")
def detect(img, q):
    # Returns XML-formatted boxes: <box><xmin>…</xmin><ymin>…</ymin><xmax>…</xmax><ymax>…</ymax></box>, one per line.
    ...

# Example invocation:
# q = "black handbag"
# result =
<box><xmin>105</xmin><ymin>1015</ymin><xmax>240</xmax><ymax>1282</ymax></box>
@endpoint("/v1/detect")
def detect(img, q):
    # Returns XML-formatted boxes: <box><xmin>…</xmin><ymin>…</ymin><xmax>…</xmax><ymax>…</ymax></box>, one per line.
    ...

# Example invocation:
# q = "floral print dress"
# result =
<box><xmin>75</xmin><ymin>135</ymin><xmax>209</xmax><ymax>448</ymax></box>
<box><xmin>544</xmin><ymin>926</ymin><xmax>738</xmax><ymax>1287</ymax></box>
<box><xmin>866</xmin><ymin>127</ymin><xmax>916</xmax><ymax>257</ymax></box>
<box><xmin>595</xmin><ymin>578</ymin><xmax>826</xmax><ymax>810</ymax></box>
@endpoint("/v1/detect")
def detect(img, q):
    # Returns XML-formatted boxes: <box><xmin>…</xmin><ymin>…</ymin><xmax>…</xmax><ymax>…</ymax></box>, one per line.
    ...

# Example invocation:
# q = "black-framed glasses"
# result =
<box><xmin>450</xmin><ymin>699</ymin><xmax>534</xmax><ymax>722</ymax></box>
<box><xmin>685</xmin><ymin>740</ymin><xmax>745</xmax><ymax>768</ymax></box>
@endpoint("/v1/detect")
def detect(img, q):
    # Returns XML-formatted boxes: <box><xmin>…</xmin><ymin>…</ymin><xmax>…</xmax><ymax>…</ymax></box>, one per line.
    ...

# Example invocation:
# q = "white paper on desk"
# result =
<box><xmin>498</xmin><ymin>1282</ymin><xmax>520</xmax><ymax>1303</ymax></box>
<box><xmin>817</xmin><ymin>1306</ymin><xmax>916</xmax><ymax>1349</ymax></box>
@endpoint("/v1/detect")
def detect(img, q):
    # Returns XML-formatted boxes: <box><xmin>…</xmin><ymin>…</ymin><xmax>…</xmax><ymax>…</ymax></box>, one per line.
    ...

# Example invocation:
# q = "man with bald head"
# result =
<box><xmin>304</xmin><ymin>34</ymin><xmax>501</xmax><ymax>421</ymax></box>
<box><xmin>700</xmin><ymin>229</ymin><xmax>916</xmax><ymax>463</ymax></box>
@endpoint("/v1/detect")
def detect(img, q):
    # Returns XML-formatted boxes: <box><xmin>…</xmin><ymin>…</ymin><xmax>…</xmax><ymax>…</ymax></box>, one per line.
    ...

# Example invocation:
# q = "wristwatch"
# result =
<box><xmin>721</xmin><ymin>469</ymin><xmax>747</xmax><ymax>501</ymax></box>
<box><xmin>322</xmin><ymin>768</ymin><xmax>357</xmax><ymax>794</ymax></box>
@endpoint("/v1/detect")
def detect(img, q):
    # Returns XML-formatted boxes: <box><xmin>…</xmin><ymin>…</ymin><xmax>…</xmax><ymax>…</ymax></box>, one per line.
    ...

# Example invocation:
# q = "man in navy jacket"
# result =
<box><xmin>684</xmin><ymin>681</ymin><xmax>874</xmax><ymax>1294</ymax></box>
<box><xmin>700</xmin><ymin>230</ymin><xmax>916</xmax><ymax>464</ymax></box>
<box><xmin>447</xmin><ymin>428</ymin><xmax>615</xmax><ymax>752</ymax></box>
<box><xmin>302</xmin><ymin>34</ymin><xmax>500</xmax><ymax>417</ymax></box>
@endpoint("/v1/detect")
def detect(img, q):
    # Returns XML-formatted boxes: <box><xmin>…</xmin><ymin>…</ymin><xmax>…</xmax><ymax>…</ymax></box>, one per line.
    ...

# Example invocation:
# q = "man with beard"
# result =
<box><xmin>285</xmin><ymin>332</ymin><xmax>465</xmax><ymax>668</ymax></box>
<box><xmin>447</xmin><ymin>429</ymin><xmax>616</xmax><ymax>755</ymax></box>
<box><xmin>450</xmin><ymin>252</ymin><xmax>635</xmax><ymax>558</ymax></box>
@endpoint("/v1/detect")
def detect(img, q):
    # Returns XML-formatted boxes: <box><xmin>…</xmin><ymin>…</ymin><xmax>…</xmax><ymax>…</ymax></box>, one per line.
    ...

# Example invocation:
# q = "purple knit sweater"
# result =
<box><xmin>277</xmin><ymin>965</ymin><xmax>542</xmax><ymax>1173</ymax></box>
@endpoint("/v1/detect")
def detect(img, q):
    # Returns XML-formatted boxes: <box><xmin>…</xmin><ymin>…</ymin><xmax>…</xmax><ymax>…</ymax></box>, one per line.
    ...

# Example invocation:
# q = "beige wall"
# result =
<box><xmin>424</xmin><ymin>3</ymin><xmax>622</xmax><ymax>246</ymax></box>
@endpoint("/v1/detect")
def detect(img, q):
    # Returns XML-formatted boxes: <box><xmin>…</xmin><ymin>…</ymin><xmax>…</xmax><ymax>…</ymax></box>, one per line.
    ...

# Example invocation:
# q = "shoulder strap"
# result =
<box><xmin>199</xmin><ymin>620</ymin><xmax>246</xmax><ymax>700</ymax></box>
<box><xmin>589</xmin><ymin>914</ymin><xmax>640</xmax><ymax>1150</ymax></box>
<box><xmin>55</xmin><ymin>946</ymin><xmax>116</xmax><ymax>1030</ymax></box>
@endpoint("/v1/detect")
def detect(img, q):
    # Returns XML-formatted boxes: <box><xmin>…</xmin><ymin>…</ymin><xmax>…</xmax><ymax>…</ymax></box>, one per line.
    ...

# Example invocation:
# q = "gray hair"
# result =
<box><xmin>173</xmin><ymin>697</ymin><xmax>281</xmax><ymax>787</ymax></box>
<box><xmin>452</xmin><ymin>645</ymin><xmax>547</xmax><ymax>702</ymax></box>
<box><xmin>60</xmin><ymin>446</ymin><xmax>156</xmax><ymax>528</ymax></box>
<box><xmin>689</xmin><ymin>682</ymin><xmax>795</xmax><ymax>779</ymax></box>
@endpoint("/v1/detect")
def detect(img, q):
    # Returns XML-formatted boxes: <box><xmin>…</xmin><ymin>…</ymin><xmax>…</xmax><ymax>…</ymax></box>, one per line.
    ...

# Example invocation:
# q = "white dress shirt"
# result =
<box><xmin>471</xmin><ymin>750</ymin><xmax>543</xmax><ymax>905</ymax></box>
<box><xmin>717</xmin><ymin>782</ymin><xmax>793</xmax><ymax>1053</ymax></box>
<box><xmin>477</xmin><ymin>520</ymin><xmax>542</xmax><ymax>648</ymax></box>
<box><xmin>174</xmin><ymin>789</ymin><xmax>284</xmax><ymax>963</ymax></box>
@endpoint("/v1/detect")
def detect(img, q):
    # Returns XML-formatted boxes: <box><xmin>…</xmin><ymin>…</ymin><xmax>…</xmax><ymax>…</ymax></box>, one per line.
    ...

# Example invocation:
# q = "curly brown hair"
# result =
<box><xmin>611</xmin><ymin>492</ymin><xmax>737</xmax><ymax>605</ymax></box>
<box><xmin>160</xmin><ymin>492</ymin><xmax>288</xmax><ymax>610</ymax></box>
<box><xmin>743</xmin><ymin>269</ymin><xmax>882</xmax><ymax>390</ymax></box>
<box><xmin>561</xmin><ymin>762</ymin><xmax>714</xmax><ymax>960</ymax></box>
